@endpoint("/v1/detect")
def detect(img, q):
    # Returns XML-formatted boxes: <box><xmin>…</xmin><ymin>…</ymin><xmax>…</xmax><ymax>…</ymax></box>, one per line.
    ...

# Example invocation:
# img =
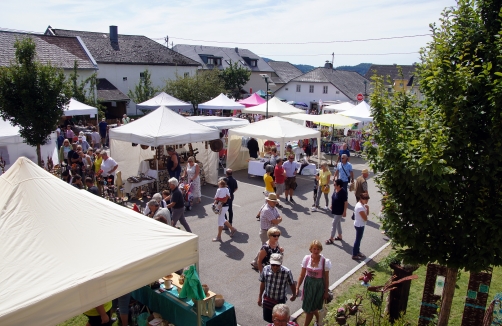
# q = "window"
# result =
<box><xmin>285</xmin><ymin>88</ymin><xmax>288</xmax><ymax>91</ymax></box>
<box><xmin>399</xmin><ymin>83</ymin><xmax>404</xmax><ymax>87</ymax></box>
<box><xmin>323</xmin><ymin>86</ymin><xmax>328</xmax><ymax>94</ymax></box>
<box><xmin>207</xmin><ymin>57</ymin><xmax>214</xmax><ymax>65</ymax></box>
<box><xmin>214</xmin><ymin>58</ymin><xmax>222</xmax><ymax>66</ymax></box>
<box><xmin>335</xmin><ymin>90</ymin><xmax>340</xmax><ymax>94</ymax></box>
<box><xmin>250</xmin><ymin>60</ymin><xmax>257</xmax><ymax>67</ymax></box>
<box><xmin>184</xmin><ymin>72</ymin><xmax>189</xmax><ymax>77</ymax></box>
<box><xmin>309</xmin><ymin>85</ymin><xmax>314</xmax><ymax>93</ymax></box>
<box><xmin>140</xmin><ymin>72</ymin><xmax>145</xmax><ymax>81</ymax></box>
<box><xmin>123</xmin><ymin>77</ymin><xmax>127</xmax><ymax>81</ymax></box>
<box><xmin>296</xmin><ymin>85</ymin><xmax>301</xmax><ymax>92</ymax></box>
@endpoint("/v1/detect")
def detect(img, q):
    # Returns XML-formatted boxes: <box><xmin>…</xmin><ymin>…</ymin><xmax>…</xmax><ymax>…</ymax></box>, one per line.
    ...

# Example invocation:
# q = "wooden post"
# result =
<box><xmin>461</xmin><ymin>269</ymin><xmax>493</xmax><ymax>326</ymax></box>
<box><xmin>388</xmin><ymin>264</ymin><xmax>418</xmax><ymax>322</ymax></box>
<box><xmin>418</xmin><ymin>264</ymin><xmax>447</xmax><ymax>326</ymax></box>
<box><xmin>437</xmin><ymin>267</ymin><xmax>458</xmax><ymax>326</ymax></box>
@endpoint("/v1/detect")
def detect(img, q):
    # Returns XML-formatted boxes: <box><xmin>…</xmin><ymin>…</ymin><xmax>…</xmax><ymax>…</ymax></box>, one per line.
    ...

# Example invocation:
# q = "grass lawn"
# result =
<box><xmin>297</xmin><ymin>246</ymin><xmax>502</xmax><ymax>326</ymax></box>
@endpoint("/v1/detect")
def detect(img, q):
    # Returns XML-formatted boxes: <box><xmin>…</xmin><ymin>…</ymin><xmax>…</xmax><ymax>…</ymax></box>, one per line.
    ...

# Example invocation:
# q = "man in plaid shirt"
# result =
<box><xmin>258</xmin><ymin>253</ymin><xmax>296</xmax><ymax>323</ymax></box>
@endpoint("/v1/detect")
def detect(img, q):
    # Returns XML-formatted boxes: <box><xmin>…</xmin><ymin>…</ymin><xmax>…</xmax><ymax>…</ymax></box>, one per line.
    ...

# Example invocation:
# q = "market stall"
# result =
<box><xmin>136</xmin><ymin>92</ymin><xmax>193</xmax><ymax>113</ymax></box>
<box><xmin>0</xmin><ymin>157</ymin><xmax>199</xmax><ymax>325</ymax></box>
<box><xmin>63</xmin><ymin>98</ymin><xmax>99</xmax><ymax>122</ymax></box>
<box><xmin>237</xmin><ymin>93</ymin><xmax>266</xmax><ymax>107</ymax></box>
<box><xmin>226</xmin><ymin>117</ymin><xmax>321</xmax><ymax>173</ymax></box>
<box><xmin>242</xmin><ymin>97</ymin><xmax>305</xmax><ymax>117</ymax></box>
<box><xmin>198</xmin><ymin>93</ymin><xmax>245</xmax><ymax>111</ymax></box>
<box><xmin>0</xmin><ymin>118</ymin><xmax>58</xmax><ymax>171</ymax></box>
<box><xmin>109</xmin><ymin>106</ymin><xmax>220</xmax><ymax>190</ymax></box>
<box><xmin>338</xmin><ymin>100</ymin><xmax>374</xmax><ymax>122</ymax></box>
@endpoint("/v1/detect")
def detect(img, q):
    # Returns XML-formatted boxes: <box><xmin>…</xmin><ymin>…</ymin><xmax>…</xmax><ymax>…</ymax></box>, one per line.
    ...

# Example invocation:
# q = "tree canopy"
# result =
<box><xmin>127</xmin><ymin>69</ymin><xmax>159</xmax><ymax>115</ymax></box>
<box><xmin>68</xmin><ymin>61</ymin><xmax>104</xmax><ymax>118</ymax></box>
<box><xmin>0</xmin><ymin>38</ymin><xmax>70</xmax><ymax>165</ymax></box>
<box><xmin>219</xmin><ymin>61</ymin><xmax>251</xmax><ymax>99</ymax></box>
<box><xmin>164</xmin><ymin>69</ymin><xmax>225</xmax><ymax>114</ymax></box>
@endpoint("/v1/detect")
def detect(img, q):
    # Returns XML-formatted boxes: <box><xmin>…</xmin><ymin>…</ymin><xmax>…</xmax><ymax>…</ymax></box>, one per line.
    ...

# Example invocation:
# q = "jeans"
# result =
<box><xmin>225</xmin><ymin>198</ymin><xmax>234</xmax><ymax>224</ymax></box>
<box><xmin>331</xmin><ymin>214</ymin><xmax>343</xmax><ymax>238</ymax></box>
<box><xmin>171</xmin><ymin>207</ymin><xmax>191</xmax><ymax>232</ymax></box>
<box><xmin>353</xmin><ymin>226</ymin><xmax>365</xmax><ymax>256</ymax></box>
<box><xmin>315</xmin><ymin>185</ymin><xmax>329</xmax><ymax>207</ymax></box>
<box><xmin>342</xmin><ymin>181</ymin><xmax>349</xmax><ymax>193</ymax></box>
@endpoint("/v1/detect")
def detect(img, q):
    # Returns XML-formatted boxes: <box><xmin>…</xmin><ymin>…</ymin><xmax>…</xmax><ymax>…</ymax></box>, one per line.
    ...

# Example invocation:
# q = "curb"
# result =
<box><xmin>290</xmin><ymin>242</ymin><xmax>391</xmax><ymax>320</ymax></box>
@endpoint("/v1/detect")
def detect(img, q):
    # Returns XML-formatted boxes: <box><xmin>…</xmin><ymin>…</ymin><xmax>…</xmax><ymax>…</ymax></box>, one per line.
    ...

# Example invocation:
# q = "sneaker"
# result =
<box><xmin>324</xmin><ymin>206</ymin><xmax>329</xmax><ymax>210</ymax></box>
<box><xmin>311</xmin><ymin>207</ymin><xmax>317</xmax><ymax>212</ymax></box>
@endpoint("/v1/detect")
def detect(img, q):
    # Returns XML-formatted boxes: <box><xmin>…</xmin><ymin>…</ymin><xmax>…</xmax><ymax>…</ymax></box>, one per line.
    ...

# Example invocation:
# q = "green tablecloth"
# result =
<box><xmin>131</xmin><ymin>285</ymin><xmax>237</xmax><ymax>326</ymax></box>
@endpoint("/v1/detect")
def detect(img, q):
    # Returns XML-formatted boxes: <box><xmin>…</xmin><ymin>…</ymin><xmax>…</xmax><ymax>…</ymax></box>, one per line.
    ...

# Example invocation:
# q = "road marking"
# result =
<box><xmin>201</xmin><ymin>195</ymin><xmax>242</xmax><ymax>207</ymax></box>
<box><xmin>290</xmin><ymin>242</ymin><xmax>391</xmax><ymax>321</ymax></box>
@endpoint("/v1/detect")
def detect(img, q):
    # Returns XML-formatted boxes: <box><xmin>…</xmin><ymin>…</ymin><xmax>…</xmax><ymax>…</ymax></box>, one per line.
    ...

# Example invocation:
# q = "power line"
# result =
<box><xmin>257</xmin><ymin>52</ymin><xmax>419</xmax><ymax>56</ymax></box>
<box><xmin>152</xmin><ymin>34</ymin><xmax>431</xmax><ymax>45</ymax></box>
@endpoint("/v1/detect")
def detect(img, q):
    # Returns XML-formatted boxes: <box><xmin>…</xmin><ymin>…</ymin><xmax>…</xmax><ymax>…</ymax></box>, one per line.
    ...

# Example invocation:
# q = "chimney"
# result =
<box><xmin>235</xmin><ymin>47</ymin><xmax>238</xmax><ymax>53</ymax></box>
<box><xmin>324</xmin><ymin>60</ymin><xmax>333</xmax><ymax>69</ymax></box>
<box><xmin>110</xmin><ymin>25</ymin><xmax>118</xmax><ymax>43</ymax></box>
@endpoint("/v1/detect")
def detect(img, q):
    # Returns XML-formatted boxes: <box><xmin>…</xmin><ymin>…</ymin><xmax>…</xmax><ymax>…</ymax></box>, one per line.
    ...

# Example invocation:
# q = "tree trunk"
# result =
<box><xmin>438</xmin><ymin>267</ymin><xmax>458</xmax><ymax>326</ymax></box>
<box><xmin>36</xmin><ymin>143</ymin><xmax>42</xmax><ymax>167</ymax></box>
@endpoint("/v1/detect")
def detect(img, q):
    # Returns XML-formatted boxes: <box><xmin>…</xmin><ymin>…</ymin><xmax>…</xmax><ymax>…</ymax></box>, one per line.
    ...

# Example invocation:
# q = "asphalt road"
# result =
<box><xmin>177</xmin><ymin>157</ymin><xmax>388</xmax><ymax>326</ymax></box>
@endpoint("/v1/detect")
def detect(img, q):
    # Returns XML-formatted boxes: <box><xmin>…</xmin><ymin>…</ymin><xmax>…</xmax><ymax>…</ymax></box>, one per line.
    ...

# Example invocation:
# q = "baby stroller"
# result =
<box><xmin>179</xmin><ymin>178</ymin><xmax>194</xmax><ymax>211</ymax></box>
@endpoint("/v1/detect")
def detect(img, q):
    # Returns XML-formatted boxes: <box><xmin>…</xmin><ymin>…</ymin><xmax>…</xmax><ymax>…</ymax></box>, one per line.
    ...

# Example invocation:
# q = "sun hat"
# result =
<box><xmin>269</xmin><ymin>253</ymin><xmax>283</xmax><ymax>265</ymax></box>
<box><xmin>362</xmin><ymin>169</ymin><xmax>369</xmax><ymax>174</ymax></box>
<box><xmin>265</xmin><ymin>193</ymin><xmax>278</xmax><ymax>202</ymax></box>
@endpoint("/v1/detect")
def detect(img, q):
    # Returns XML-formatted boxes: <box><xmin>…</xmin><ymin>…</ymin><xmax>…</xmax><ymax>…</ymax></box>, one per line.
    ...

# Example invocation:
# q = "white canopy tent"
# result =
<box><xmin>282</xmin><ymin>113</ymin><xmax>360</xmax><ymax>127</ymax></box>
<box><xmin>226</xmin><ymin>117</ymin><xmax>321</xmax><ymax>171</ymax></box>
<box><xmin>198</xmin><ymin>93</ymin><xmax>245</xmax><ymax>111</ymax></box>
<box><xmin>0</xmin><ymin>157</ymin><xmax>198</xmax><ymax>325</ymax></box>
<box><xmin>338</xmin><ymin>101</ymin><xmax>373</xmax><ymax>122</ymax></box>
<box><xmin>136</xmin><ymin>92</ymin><xmax>193</xmax><ymax>113</ymax></box>
<box><xmin>0</xmin><ymin>119</ymin><xmax>58</xmax><ymax>171</ymax></box>
<box><xmin>109</xmin><ymin>106</ymin><xmax>220</xmax><ymax>185</ymax></box>
<box><xmin>241</xmin><ymin>97</ymin><xmax>305</xmax><ymax>117</ymax></box>
<box><xmin>322</xmin><ymin>102</ymin><xmax>355</xmax><ymax>113</ymax></box>
<box><xmin>63</xmin><ymin>98</ymin><xmax>98</xmax><ymax>117</ymax></box>
<box><xmin>187</xmin><ymin>116</ymin><xmax>249</xmax><ymax>130</ymax></box>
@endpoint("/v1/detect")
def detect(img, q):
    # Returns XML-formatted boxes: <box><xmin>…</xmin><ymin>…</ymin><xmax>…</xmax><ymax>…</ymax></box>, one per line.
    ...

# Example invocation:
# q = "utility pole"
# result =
<box><xmin>164</xmin><ymin>36</ymin><xmax>169</xmax><ymax>48</ymax></box>
<box><xmin>331</xmin><ymin>52</ymin><xmax>334</xmax><ymax>69</ymax></box>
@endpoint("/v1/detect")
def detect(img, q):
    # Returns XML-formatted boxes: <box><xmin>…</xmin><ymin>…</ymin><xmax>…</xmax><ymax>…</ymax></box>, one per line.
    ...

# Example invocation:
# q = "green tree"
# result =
<box><xmin>219</xmin><ymin>61</ymin><xmax>251</xmax><ymax>99</ymax></box>
<box><xmin>0</xmin><ymin>38</ymin><xmax>70</xmax><ymax>166</ymax></box>
<box><xmin>68</xmin><ymin>61</ymin><xmax>104</xmax><ymax>119</ymax></box>
<box><xmin>127</xmin><ymin>69</ymin><xmax>159</xmax><ymax>115</ymax></box>
<box><xmin>164</xmin><ymin>69</ymin><xmax>225</xmax><ymax>115</ymax></box>
<box><xmin>367</xmin><ymin>1</ymin><xmax>502</xmax><ymax>325</ymax></box>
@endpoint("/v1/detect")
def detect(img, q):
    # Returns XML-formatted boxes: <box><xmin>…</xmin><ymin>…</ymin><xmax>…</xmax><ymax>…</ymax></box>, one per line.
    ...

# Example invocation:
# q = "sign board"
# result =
<box><xmin>356</xmin><ymin>93</ymin><xmax>364</xmax><ymax>101</ymax></box>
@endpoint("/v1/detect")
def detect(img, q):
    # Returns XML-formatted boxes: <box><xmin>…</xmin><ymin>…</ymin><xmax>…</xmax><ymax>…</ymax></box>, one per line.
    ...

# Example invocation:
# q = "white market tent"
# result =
<box><xmin>322</xmin><ymin>102</ymin><xmax>355</xmax><ymax>113</ymax></box>
<box><xmin>241</xmin><ymin>97</ymin><xmax>305</xmax><ymax>117</ymax></box>
<box><xmin>0</xmin><ymin>118</ymin><xmax>58</xmax><ymax>171</ymax></box>
<box><xmin>0</xmin><ymin>157</ymin><xmax>198</xmax><ymax>326</ymax></box>
<box><xmin>198</xmin><ymin>93</ymin><xmax>245</xmax><ymax>111</ymax></box>
<box><xmin>63</xmin><ymin>98</ymin><xmax>98</xmax><ymax>117</ymax></box>
<box><xmin>109</xmin><ymin>106</ymin><xmax>220</xmax><ymax>184</ymax></box>
<box><xmin>187</xmin><ymin>116</ymin><xmax>249</xmax><ymax>130</ymax></box>
<box><xmin>136</xmin><ymin>92</ymin><xmax>193</xmax><ymax>112</ymax></box>
<box><xmin>226</xmin><ymin>117</ymin><xmax>321</xmax><ymax>171</ymax></box>
<box><xmin>282</xmin><ymin>113</ymin><xmax>360</xmax><ymax>127</ymax></box>
<box><xmin>338</xmin><ymin>101</ymin><xmax>373</xmax><ymax>122</ymax></box>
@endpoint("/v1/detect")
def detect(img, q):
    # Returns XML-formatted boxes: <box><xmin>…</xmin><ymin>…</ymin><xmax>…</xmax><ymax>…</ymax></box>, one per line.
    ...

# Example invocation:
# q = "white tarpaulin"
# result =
<box><xmin>0</xmin><ymin>118</ymin><xmax>58</xmax><ymax>171</ymax></box>
<box><xmin>226</xmin><ymin>117</ymin><xmax>321</xmax><ymax>171</ymax></box>
<box><xmin>63</xmin><ymin>98</ymin><xmax>98</xmax><ymax>117</ymax></box>
<box><xmin>0</xmin><ymin>157</ymin><xmax>198</xmax><ymax>326</ymax></box>
<box><xmin>241</xmin><ymin>97</ymin><xmax>305</xmax><ymax>117</ymax></box>
<box><xmin>322</xmin><ymin>102</ymin><xmax>355</xmax><ymax>113</ymax></box>
<box><xmin>282</xmin><ymin>113</ymin><xmax>360</xmax><ymax>127</ymax></box>
<box><xmin>338</xmin><ymin>101</ymin><xmax>373</xmax><ymax>122</ymax></box>
<box><xmin>198</xmin><ymin>93</ymin><xmax>245</xmax><ymax>111</ymax></box>
<box><xmin>136</xmin><ymin>92</ymin><xmax>192</xmax><ymax>112</ymax></box>
<box><xmin>187</xmin><ymin>116</ymin><xmax>249</xmax><ymax>130</ymax></box>
<box><xmin>109</xmin><ymin>106</ymin><xmax>220</xmax><ymax>184</ymax></box>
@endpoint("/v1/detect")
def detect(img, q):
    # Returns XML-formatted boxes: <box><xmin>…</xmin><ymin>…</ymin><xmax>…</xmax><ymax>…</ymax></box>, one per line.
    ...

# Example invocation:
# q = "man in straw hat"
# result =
<box><xmin>354</xmin><ymin>169</ymin><xmax>369</xmax><ymax>202</ymax></box>
<box><xmin>251</xmin><ymin>193</ymin><xmax>283</xmax><ymax>270</ymax></box>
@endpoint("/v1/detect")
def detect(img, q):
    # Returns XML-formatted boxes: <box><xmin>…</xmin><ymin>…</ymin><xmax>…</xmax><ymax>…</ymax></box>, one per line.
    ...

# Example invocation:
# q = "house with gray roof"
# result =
<box><xmin>0</xmin><ymin>30</ymin><xmax>97</xmax><ymax>80</ymax></box>
<box><xmin>267</xmin><ymin>61</ymin><xmax>303</xmax><ymax>88</ymax></box>
<box><xmin>45</xmin><ymin>26</ymin><xmax>200</xmax><ymax>115</ymax></box>
<box><xmin>274</xmin><ymin>62</ymin><xmax>370</xmax><ymax>110</ymax></box>
<box><xmin>173</xmin><ymin>44</ymin><xmax>277</xmax><ymax>95</ymax></box>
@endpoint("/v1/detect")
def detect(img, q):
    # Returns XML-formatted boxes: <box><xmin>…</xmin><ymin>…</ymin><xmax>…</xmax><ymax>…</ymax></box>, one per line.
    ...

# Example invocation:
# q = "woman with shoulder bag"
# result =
<box><xmin>256</xmin><ymin>227</ymin><xmax>284</xmax><ymax>274</ymax></box>
<box><xmin>212</xmin><ymin>179</ymin><xmax>237</xmax><ymax>242</ymax></box>
<box><xmin>312</xmin><ymin>163</ymin><xmax>331</xmax><ymax>212</ymax></box>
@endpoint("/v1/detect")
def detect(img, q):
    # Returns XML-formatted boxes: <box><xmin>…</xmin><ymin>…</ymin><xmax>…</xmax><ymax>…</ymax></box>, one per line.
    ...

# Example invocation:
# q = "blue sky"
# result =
<box><xmin>1</xmin><ymin>0</ymin><xmax>457</xmax><ymax>67</ymax></box>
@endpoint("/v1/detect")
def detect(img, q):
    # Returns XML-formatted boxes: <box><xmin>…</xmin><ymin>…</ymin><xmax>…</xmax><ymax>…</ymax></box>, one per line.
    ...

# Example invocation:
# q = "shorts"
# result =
<box><xmin>86</xmin><ymin>310</ymin><xmax>111</xmax><ymax>326</ymax></box>
<box><xmin>218</xmin><ymin>206</ymin><xmax>229</xmax><ymax>226</ymax></box>
<box><xmin>275</xmin><ymin>183</ymin><xmax>285</xmax><ymax>195</ymax></box>
<box><xmin>285</xmin><ymin>177</ymin><xmax>296</xmax><ymax>190</ymax></box>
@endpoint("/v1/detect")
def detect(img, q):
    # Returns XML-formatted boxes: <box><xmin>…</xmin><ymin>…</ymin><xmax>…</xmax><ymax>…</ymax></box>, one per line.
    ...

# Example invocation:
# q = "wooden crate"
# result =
<box><xmin>165</xmin><ymin>273</ymin><xmax>216</xmax><ymax>317</ymax></box>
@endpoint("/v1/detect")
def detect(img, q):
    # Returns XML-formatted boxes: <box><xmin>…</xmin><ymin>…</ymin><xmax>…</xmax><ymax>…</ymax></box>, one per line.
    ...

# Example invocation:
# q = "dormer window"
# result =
<box><xmin>214</xmin><ymin>58</ymin><xmax>222</xmax><ymax>66</ymax></box>
<box><xmin>207</xmin><ymin>57</ymin><xmax>214</xmax><ymax>65</ymax></box>
<box><xmin>250</xmin><ymin>59</ymin><xmax>257</xmax><ymax>67</ymax></box>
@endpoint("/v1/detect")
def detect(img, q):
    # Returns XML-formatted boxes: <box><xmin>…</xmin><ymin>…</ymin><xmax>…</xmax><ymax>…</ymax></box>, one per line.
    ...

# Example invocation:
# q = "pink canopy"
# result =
<box><xmin>238</xmin><ymin>93</ymin><xmax>266</xmax><ymax>108</ymax></box>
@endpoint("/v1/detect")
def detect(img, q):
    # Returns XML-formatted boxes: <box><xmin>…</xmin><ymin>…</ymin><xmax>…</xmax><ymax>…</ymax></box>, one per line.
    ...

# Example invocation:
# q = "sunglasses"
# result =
<box><xmin>271</xmin><ymin>234</ymin><xmax>280</xmax><ymax>237</ymax></box>
<box><xmin>271</xmin><ymin>264</ymin><xmax>281</xmax><ymax>267</ymax></box>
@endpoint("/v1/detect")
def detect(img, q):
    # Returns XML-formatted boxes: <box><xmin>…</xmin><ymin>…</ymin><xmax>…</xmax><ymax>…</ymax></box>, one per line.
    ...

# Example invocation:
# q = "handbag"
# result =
<box><xmin>349</xmin><ymin>182</ymin><xmax>355</xmax><ymax>192</ymax></box>
<box><xmin>262</xmin><ymin>295</ymin><xmax>280</xmax><ymax>311</ymax></box>
<box><xmin>322</xmin><ymin>185</ymin><xmax>330</xmax><ymax>194</ymax></box>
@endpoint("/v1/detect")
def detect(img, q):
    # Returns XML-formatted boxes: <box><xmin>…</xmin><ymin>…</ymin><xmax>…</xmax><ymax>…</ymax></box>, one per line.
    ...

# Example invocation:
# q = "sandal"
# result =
<box><xmin>325</xmin><ymin>239</ymin><xmax>334</xmax><ymax>245</ymax></box>
<box><xmin>334</xmin><ymin>236</ymin><xmax>343</xmax><ymax>241</ymax></box>
<box><xmin>212</xmin><ymin>237</ymin><xmax>222</xmax><ymax>242</ymax></box>
<box><xmin>230</xmin><ymin>228</ymin><xmax>238</xmax><ymax>237</ymax></box>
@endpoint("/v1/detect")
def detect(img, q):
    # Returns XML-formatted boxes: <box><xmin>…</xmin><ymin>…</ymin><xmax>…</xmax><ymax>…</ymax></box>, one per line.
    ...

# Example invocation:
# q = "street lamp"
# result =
<box><xmin>363</xmin><ymin>80</ymin><xmax>368</xmax><ymax>101</ymax></box>
<box><xmin>260</xmin><ymin>74</ymin><xmax>275</xmax><ymax>118</ymax></box>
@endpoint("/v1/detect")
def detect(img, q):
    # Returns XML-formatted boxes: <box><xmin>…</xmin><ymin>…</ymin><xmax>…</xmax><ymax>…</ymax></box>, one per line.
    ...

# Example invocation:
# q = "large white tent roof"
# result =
<box><xmin>63</xmin><ymin>98</ymin><xmax>98</xmax><ymax>117</ymax></box>
<box><xmin>0</xmin><ymin>157</ymin><xmax>198</xmax><ymax>325</ymax></box>
<box><xmin>0</xmin><ymin>118</ymin><xmax>23</xmax><ymax>144</ymax></box>
<box><xmin>229</xmin><ymin>116</ymin><xmax>320</xmax><ymax>141</ymax></box>
<box><xmin>282</xmin><ymin>113</ymin><xmax>360</xmax><ymax>127</ymax></box>
<box><xmin>187</xmin><ymin>116</ymin><xmax>249</xmax><ymax>130</ymax></box>
<box><xmin>241</xmin><ymin>97</ymin><xmax>305</xmax><ymax>117</ymax></box>
<box><xmin>323</xmin><ymin>102</ymin><xmax>355</xmax><ymax>113</ymax></box>
<box><xmin>136</xmin><ymin>92</ymin><xmax>192</xmax><ymax>112</ymax></box>
<box><xmin>198</xmin><ymin>93</ymin><xmax>245</xmax><ymax>110</ymax></box>
<box><xmin>109</xmin><ymin>106</ymin><xmax>219</xmax><ymax>146</ymax></box>
<box><xmin>338</xmin><ymin>101</ymin><xmax>373</xmax><ymax>122</ymax></box>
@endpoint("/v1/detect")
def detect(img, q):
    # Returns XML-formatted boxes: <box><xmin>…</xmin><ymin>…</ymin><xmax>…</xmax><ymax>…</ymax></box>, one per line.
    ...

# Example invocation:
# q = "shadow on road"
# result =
<box><xmin>218</xmin><ymin>240</ymin><xmax>245</xmax><ymax>261</ymax></box>
<box><xmin>228</xmin><ymin>230</ymin><xmax>250</xmax><ymax>244</ymax></box>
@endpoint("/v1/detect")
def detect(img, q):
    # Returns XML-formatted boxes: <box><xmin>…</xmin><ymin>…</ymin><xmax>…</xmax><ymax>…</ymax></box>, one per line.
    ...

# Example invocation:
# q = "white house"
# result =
<box><xmin>173</xmin><ymin>44</ymin><xmax>278</xmax><ymax>95</ymax></box>
<box><xmin>274</xmin><ymin>63</ymin><xmax>371</xmax><ymax>111</ymax></box>
<box><xmin>45</xmin><ymin>26</ymin><xmax>200</xmax><ymax>116</ymax></box>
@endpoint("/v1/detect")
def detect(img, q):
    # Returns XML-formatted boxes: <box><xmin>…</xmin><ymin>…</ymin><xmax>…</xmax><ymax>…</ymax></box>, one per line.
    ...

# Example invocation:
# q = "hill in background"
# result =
<box><xmin>262</xmin><ymin>58</ymin><xmax>372</xmax><ymax>76</ymax></box>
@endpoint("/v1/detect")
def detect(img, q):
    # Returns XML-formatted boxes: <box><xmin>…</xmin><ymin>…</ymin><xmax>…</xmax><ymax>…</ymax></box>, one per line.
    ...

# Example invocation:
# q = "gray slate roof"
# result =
<box><xmin>46</xmin><ymin>27</ymin><xmax>200</xmax><ymax>66</ymax></box>
<box><xmin>364</xmin><ymin>64</ymin><xmax>416</xmax><ymax>81</ymax></box>
<box><xmin>97</xmin><ymin>78</ymin><xmax>129</xmax><ymax>102</ymax></box>
<box><xmin>0</xmin><ymin>31</ymin><xmax>95</xmax><ymax>69</ymax></box>
<box><xmin>267</xmin><ymin>61</ymin><xmax>303</xmax><ymax>84</ymax></box>
<box><xmin>173</xmin><ymin>44</ymin><xmax>274</xmax><ymax>72</ymax></box>
<box><xmin>289</xmin><ymin>68</ymin><xmax>370</xmax><ymax>101</ymax></box>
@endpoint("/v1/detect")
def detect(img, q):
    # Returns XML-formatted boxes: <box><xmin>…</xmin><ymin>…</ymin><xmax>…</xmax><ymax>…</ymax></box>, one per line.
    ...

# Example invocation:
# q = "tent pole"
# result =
<box><xmin>156</xmin><ymin>152</ymin><xmax>159</xmax><ymax>192</ymax></box>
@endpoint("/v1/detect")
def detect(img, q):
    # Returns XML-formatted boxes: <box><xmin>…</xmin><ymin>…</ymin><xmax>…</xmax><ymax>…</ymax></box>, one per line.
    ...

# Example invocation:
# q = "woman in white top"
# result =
<box><xmin>296</xmin><ymin>240</ymin><xmax>331</xmax><ymax>326</ymax></box>
<box><xmin>352</xmin><ymin>193</ymin><xmax>370</xmax><ymax>260</ymax></box>
<box><xmin>182</xmin><ymin>156</ymin><xmax>201</xmax><ymax>204</ymax></box>
<box><xmin>212</xmin><ymin>179</ymin><xmax>237</xmax><ymax>242</ymax></box>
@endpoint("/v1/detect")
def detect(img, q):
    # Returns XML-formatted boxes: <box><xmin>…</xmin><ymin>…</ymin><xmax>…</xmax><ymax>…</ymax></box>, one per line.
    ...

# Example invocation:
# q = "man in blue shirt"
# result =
<box><xmin>337</xmin><ymin>143</ymin><xmax>350</xmax><ymax>163</ymax></box>
<box><xmin>98</xmin><ymin>118</ymin><xmax>108</xmax><ymax>148</ymax></box>
<box><xmin>334</xmin><ymin>154</ymin><xmax>354</xmax><ymax>192</ymax></box>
